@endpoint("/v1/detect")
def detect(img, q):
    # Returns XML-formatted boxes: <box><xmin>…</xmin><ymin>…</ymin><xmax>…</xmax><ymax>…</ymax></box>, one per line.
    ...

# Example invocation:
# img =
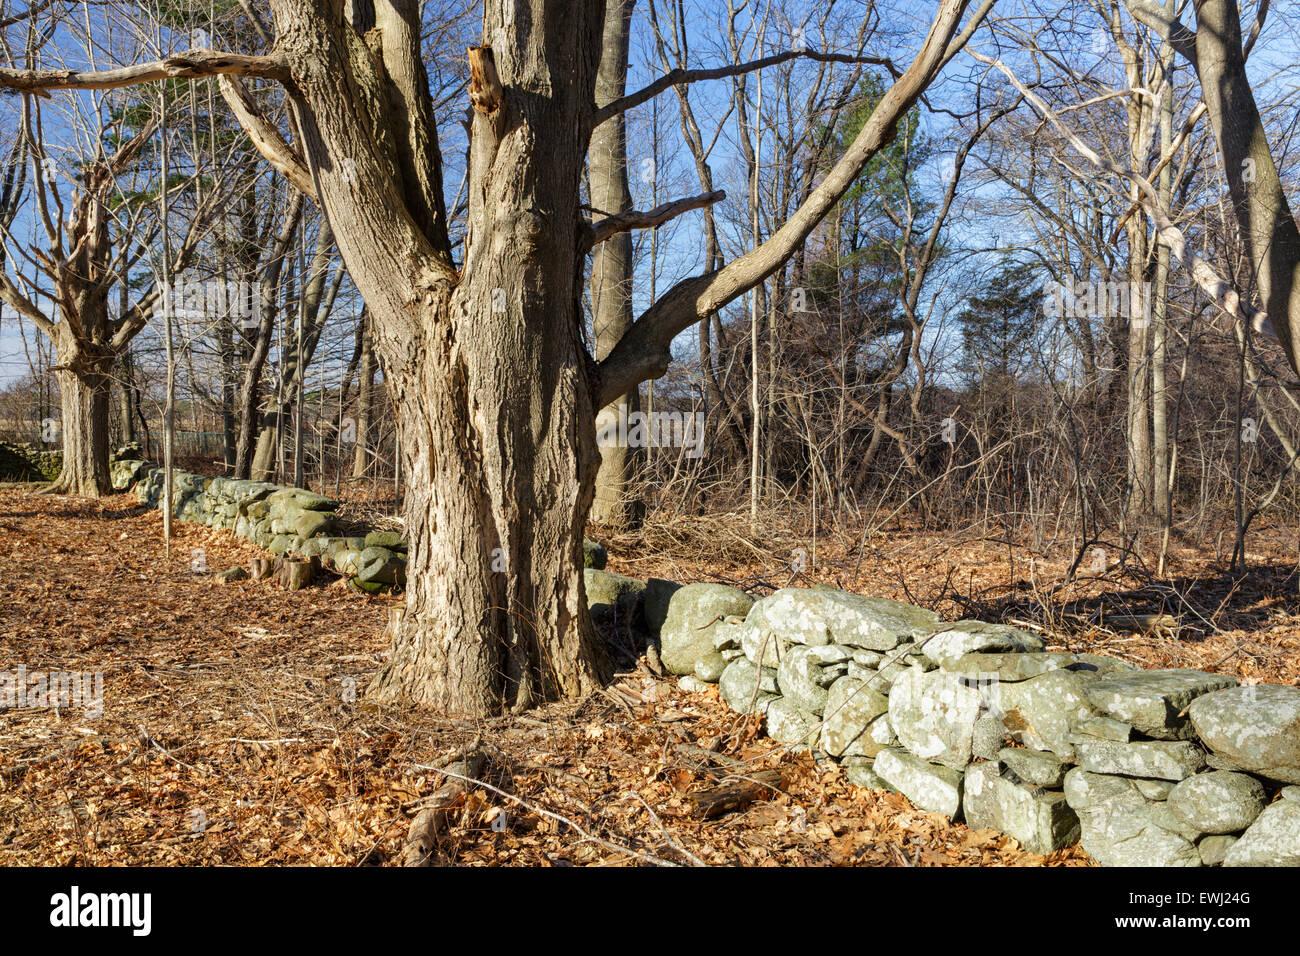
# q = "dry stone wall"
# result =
<box><xmin>112</xmin><ymin>464</ymin><xmax>1299</xmax><ymax>866</ymax></box>
<box><xmin>631</xmin><ymin>574</ymin><xmax>1300</xmax><ymax>866</ymax></box>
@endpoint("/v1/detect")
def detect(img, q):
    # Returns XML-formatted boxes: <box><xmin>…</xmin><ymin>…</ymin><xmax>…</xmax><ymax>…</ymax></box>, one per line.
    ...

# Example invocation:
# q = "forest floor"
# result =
<box><xmin>1</xmin><ymin>487</ymin><xmax>1297</xmax><ymax>866</ymax></box>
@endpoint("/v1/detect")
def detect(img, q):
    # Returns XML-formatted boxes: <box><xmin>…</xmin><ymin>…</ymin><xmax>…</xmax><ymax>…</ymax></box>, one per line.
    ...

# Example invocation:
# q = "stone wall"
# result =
<box><xmin>626</xmin><ymin>576</ymin><xmax>1300</xmax><ymax>867</ymax></box>
<box><xmin>0</xmin><ymin>441</ymin><xmax>62</xmax><ymax>482</ymax></box>
<box><xmin>113</xmin><ymin>460</ymin><xmax>408</xmax><ymax>592</ymax></box>
<box><xmin>113</xmin><ymin>460</ymin><xmax>1299</xmax><ymax>866</ymax></box>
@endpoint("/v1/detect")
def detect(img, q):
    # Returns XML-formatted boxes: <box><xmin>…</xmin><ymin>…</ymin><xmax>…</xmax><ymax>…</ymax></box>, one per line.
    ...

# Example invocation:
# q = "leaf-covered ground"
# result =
<box><xmin>1</xmin><ymin>488</ymin><xmax>1295</xmax><ymax>865</ymax></box>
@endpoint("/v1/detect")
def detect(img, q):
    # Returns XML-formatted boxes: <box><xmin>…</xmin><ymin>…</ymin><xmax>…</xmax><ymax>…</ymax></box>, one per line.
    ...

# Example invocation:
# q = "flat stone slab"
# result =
<box><xmin>920</xmin><ymin>621</ymin><xmax>1044</xmax><ymax>667</ymax></box>
<box><xmin>1187</xmin><ymin>684</ymin><xmax>1300</xmax><ymax>784</ymax></box>
<box><xmin>965</xmin><ymin>761</ymin><xmax>1080</xmax><ymax>854</ymax></box>
<box><xmin>999</xmin><ymin>747</ymin><xmax>1066</xmax><ymax>788</ymax></box>
<box><xmin>1073</xmin><ymin>739</ymin><xmax>1206</xmax><ymax>781</ymax></box>
<box><xmin>874</xmin><ymin>748</ymin><xmax>963</xmax><ymax>818</ymax></box>
<box><xmin>1082</xmin><ymin>669</ymin><xmax>1238</xmax><ymax>739</ymax></box>
<box><xmin>741</xmin><ymin>589</ymin><xmax>939</xmax><ymax>667</ymax></box>
<box><xmin>943</xmin><ymin>651</ymin><xmax>1077</xmax><ymax>682</ymax></box>
<box><xmin>1167</xmin><ymin>771</ymin><xmax>1266</xmax><ymax>835</ymax></box>
<box><xmin>1223</xmin><ymin>800</ymin><xmax>1300</xmax><ymax>867</ymax></box>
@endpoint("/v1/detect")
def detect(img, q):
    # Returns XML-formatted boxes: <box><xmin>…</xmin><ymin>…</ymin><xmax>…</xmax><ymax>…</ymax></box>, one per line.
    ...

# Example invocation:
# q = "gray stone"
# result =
<box><xmin>972</xmin><ymin>715</ymin><xmax>1006</xmax><ymax>761</ymax></box>
<box><xmin>1070</xmin><ymin>716</ymin><xmax>1133</xmax><ymax>742</ymax></box>
<box><xmin>582</xmin><ymin>539</ymin><xmax>607</xmax><ymax>570</ymax></box>
<box><xmin>643</xmin><ymin>578</ymin><xmax>682</xmax><ymax>634</ymax></box>
<box><xmin>583</xmin><ymin>569</ymin><xmax>645</xmax><ymax>618</ymax></box>
<box><xmin>1132</xmin><ymin>778</ymin><xmax>1176</xmax><ymax>801</ymax></box>
<box><xmin>1223</xmin><ymin>800</ymin><xmax>1300</xmax><ymax>866</ymax></box>
<box><xmin>1082</xmin><ymin>669</ymin><xmax>1238</xmax><ymax>740</ymax></box>
<box><xmin>1064</xmin><ymin>768</ymin><xmax>1147</xmax><ymax>810</ymax></box>
<box><xmin>1283</xmin><ymin>786</ymin><xmax>1300</xmax><ymax>803</ymax></box>
<box><xmin>214</xmin><ymin>566</ymin><xmax>248</xmax><ymax>584</ymax></box>
<box><xmin>965</xmin><ymin>761</ymin><xmax>1080</xmax><ymax>854</ymax></box>
<box><xmin>820</xmin><ymin>676</ymin><xmax>890</xmax><ymax>757</ymax></box>
<box><xmin>1071</xmin><ymin>653</ymin><xmax>1138</xmax><ymax>675</ymax></box>
<box><xmin>1074</xmin><ymin>739</ymin><xmax>1206</xmax><ymax>781</ymax></box>
<box><xmin>776</xmin><ymin>644</ymin><xmax>850</xmax><ymax>715</ymax></box>
<box><xmin>999</xmin><ymin>668</ymin><xmax>1102</xmax><ymax>759</ymax></box>
<box><xmin>1167</xmin><ymin>771</ymin><xmax>1266</xmax><ymax>836</ymax></box>
<box><xmin>659</xmin><ymin>583</ymin><xmax>754</xmax><ymax>678</ymax></box>
<box><xmin>1150</xmin><ymin>801</ymin><xmax>1203</xmax><ymax>842</ymax></box>
<box><xmin>943</xmin><ymin>651</ymin><xmax>1076</xmax><ymax>682</ymax></box>
<box><xmin>1187</xmin><ymin>684</ymin><xmax>1300</xmax><ymax>784</ymax></box>
<box><xmin>874</xmin><ymin>748</ymin><xmax>964</xmax><ymax>818</ymax></box>
<box><xmin>844</xmin><ymin>758</ymin><xmax>888</xmax><ymax>791</ymax></box>
<box><xmin>1064</xmin><ymin>771</ymin><xmax>1201</xmax><ymax>867</ymax></box>
<box><xmin>717</xmin><ymin>657</ymin><xmax>778</xmax><ymax>715</ymax></box>
<box><xmin>740</xmin><ymin>588</ymin><xmax>940</xmax><ymax>667</ymax></box>
<box><xmin>888</xmin><ymin>666</ymin><xmax>984</xmax><ymax>770</ymax></box>
<box><xmin>764</xmin><ymin>696</ymin><xmax>821</xmax><ymax>747</ymax></box>
<box><xmin>357</xmin><ymin>547</ymin><xmax>406</xmax><ymax>586</ymax></box>
<box><xmin>920</xmin><ymin>621</ymin><xmax>1045</xmax><ymax>667</ymax></box>
<box><xmin>999</xmin><ymin>748</ymin><xmax>1066</xmax><ymax>788</ymax></box>
<box><xmin>1198</xmin><ymin>835</ymin><xmax>1237</xmax><ymax>866</ymax></box>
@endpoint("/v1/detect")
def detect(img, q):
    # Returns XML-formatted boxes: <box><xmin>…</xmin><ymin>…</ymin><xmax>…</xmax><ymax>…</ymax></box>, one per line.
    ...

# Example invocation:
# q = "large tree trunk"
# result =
<box><xmin>49</xmin><ymin>352</ymin><xmax>113</xmax><ymax>496</ymax></box>
<box><xmin>303</xmin><ymin>0</ymin><xmax>612</xmax><ymax>713</ymax></box>
<box><xmin>589</xmin><ymin>0</ymin><xmax>643</xmax><ymax>530</ymax></box>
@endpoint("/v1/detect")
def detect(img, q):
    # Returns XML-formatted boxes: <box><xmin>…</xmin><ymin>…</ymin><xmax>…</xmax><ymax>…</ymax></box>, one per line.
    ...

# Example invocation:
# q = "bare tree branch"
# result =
<box><xmin>596</xmin><ymin>0</ymin><xmax>977</xmax><ymax>406</ymax></box>
<box><xmin>0</xmin><ymin>50</ymin><xmax>291</xmax><ymax>94</ymax></box>
<box><xmin>582</xmin><ymin>189</ymin><xmax>724</xmax><ymax>252</ymax></box>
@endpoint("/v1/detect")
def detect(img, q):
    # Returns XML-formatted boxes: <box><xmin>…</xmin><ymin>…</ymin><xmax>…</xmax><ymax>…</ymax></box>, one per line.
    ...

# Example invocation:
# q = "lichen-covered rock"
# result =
<box><xmin>740</xmin><ymin>588</ymin><xmax>939</xmax><ymax>667</ymax></box>
<box><xmin>920</xmin><ymin>621</ymin><xmax>1044</xmax><ymax>667</ymax></box>
<box><xmin>659</xmin><ymin>583</ymin><xmax>754</xmax><ymax>678</ymax></box>
<box><xmin>1063</xmin><ymin>769</ymin><xmax>1201</xmax><ymax>867</ymax></box>
<box><xmin>718</xmin><ymin>657</ymin><xmax>777</xmax><ymax>714</ymax></box>
<box><xmin>1167</xmin><ymin>771</ymin><xmax>1266</xmax><ymax>835</ymax></box>
<box><xmin>999</xmin><ymin>668</ymin><xmax>1102</xmax><ymax>759</ymax></box>
<box><xmin>1222</xmin><ymin>800</ymin><xmax>1300</xmax><ymax>866</ymax></box>
<box><xmin>942</xmin><ymin>651</ymin><xmax>1076</xmax><ymax>682</ymax></box>
<box><xmin>965</xmin><ymin>761</ymin><xmax>1079</xmax><ymax>854</ymax></box>
<box><xmin>1187</xmin><ymin>684</ymin><xmax>1300</xmax><ymax>784</ymax></box>
<box><xmin>999</xmin><ymin>747</ymin><xmax>1066</xmax><ymax>788</ymax></box>
<box><xmin>874</xmin><ymin>748</ymin><xmax>963</xmax><ymax>818</ymax></box>
<box><xmin>583</xmin><ymin>569</ymin><xmax>645</xmax><ymax>619</ymax></box>
<box><xmin>1198</xmin><ymin>835</ymin><xmax>1237</xmax><ymax>866</ymax></box>
<box><xmin>643</xmin><ymin>578</ymin><xmax>682</xmax><ymax>634</ymax></box>
<box><xmin>888</xmin><ymin>666</ymin><xmax>985</xmax><ymax>770</ymax></box>
<box><xmin>357</xmin><ymin>547</ymin><xmax>406</xmax><ymax>587</ymax></box>
<box><xmin>1082</xmin><ymin>669</ymin><xmax>1238</xmax><ymax>740</ymax></box>
<box><xmin>1070</xmin><ymin>716</ymin><xmax>1133</xmax><ymax>742</ymax></box>
<box><xmin>1073</xmin><ymin>739</ymin><xmax>1206</xmax><ymax>781</ymax></box>
<box><xmin>844</xmin><ymin>758</ymin><xmax>888</xmax><ymax>790</ymax></box>
<box><xmin>764</xmin><ymin>696</ymin><xmax>820</xmax><ymax>747</ymax></box>
<box><xmin>776</xmin><ymin>644</ymin><xmax>850</xmax><ymax>714</ymax></box>
<box><xmin>364</xmin><ymin>530</ymin><xmax>407</xmax><ymax>552</ymax></box>
<box><xmin>820</xmin><ymin>675</ymin><xmax>889</xmax><ymax>757</ymax></box>
<box><xmin>582</xmin><ymin>539</ymin><xmax>607</xmax><ymax>570</ymax></box>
